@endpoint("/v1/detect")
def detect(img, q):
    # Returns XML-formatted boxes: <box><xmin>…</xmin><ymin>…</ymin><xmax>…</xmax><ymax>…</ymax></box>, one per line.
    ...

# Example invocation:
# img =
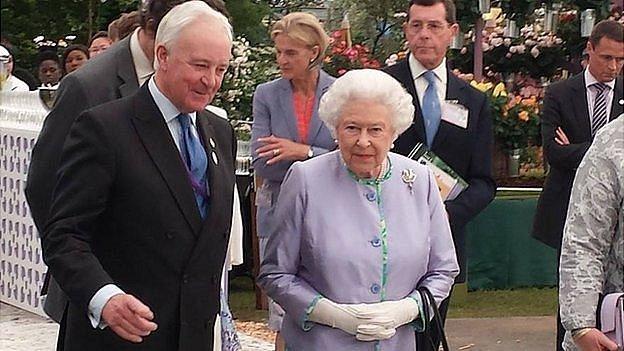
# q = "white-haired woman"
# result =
<box><xmin>258</xmin><ymin>69</ymin><xmax>459</xmax><ymax>350</ymax></box>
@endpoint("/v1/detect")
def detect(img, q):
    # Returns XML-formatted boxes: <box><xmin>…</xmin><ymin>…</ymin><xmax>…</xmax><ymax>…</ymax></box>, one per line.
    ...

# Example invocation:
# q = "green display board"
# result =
<box><xmin>466</xmin><ymin>196</ymin><xmax>558</xmax><ymax>291</ymax></box>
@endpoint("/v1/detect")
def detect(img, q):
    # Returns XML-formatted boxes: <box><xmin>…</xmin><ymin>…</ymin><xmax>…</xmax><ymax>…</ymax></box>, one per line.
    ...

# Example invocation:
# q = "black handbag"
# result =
<box><xmin>415</xmin><ymin>287</ymin><xmax>450</xmax><ymax>351</ymax></box>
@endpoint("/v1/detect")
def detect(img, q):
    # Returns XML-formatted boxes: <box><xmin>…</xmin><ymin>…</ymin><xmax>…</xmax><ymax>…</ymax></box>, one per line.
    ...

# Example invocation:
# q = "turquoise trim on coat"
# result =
<box><xmin>301</xmin><ymin>294</ymin><xmax>323</xmax><ymax>331</ymax></box>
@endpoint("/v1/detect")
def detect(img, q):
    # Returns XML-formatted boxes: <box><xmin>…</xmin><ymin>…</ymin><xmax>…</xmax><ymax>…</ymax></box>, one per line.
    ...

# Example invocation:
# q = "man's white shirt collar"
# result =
<box><xmin>408</xmin><ymin>54</ymin><xmax>447</xmax><ymax>85</ymax></box>
<box><xmin>584</xmin><ymin>67</ymin><xmax>616</xmax><ymax>90</ymax></box>
<box><xmin>130</xmin><ymin>28</ymin><xmax>155</xmax><ymax>86</ymax></box>
<box><xmin>148</xmin><ymin>77</ymin><xmax>197</xmax><ymax>125</ymax></box>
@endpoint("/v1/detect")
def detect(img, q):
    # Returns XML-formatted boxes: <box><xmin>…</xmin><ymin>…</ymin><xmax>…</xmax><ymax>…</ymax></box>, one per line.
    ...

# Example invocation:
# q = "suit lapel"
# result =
<box><xmin>610</xmin><ymin>77</ymin><xmax>623</xmax><ymax>121</ymax></box>
<box><xmin>131</xmin><ymin>85</ymin><xmax>202</xmax><ymax>234</ymax></box>
<box><xmin>395</xmin><ymin>60</ymin><xmax>427</xmax><ymax>143</ymax></box>
<box><xmin>570</xmin><ymin>73</ymin><xmax>592</xmax><ymax>140</ymax></box>
<box><xmin>196</xmin><ymin>113</ymin><xmax>218</xmax><ymax>204</ymax></box>
<box><xmin>432</xmin><ymin>72</ymin><xmax>465</xmax><ymax>150</ymax></box>
<box><xmin>306</xmin><ymin>70</ymin><xmax>333</xmax><ymax>143</ymax></box>
<box><xmin>116</xmin><ymin>37</ymin><xmax>140</xmax><ymax>97</ymax></box>
<box><xmin>277</xmin><ymin>79</ymin><xmax>300</xmax><ymax>141</ymax></box>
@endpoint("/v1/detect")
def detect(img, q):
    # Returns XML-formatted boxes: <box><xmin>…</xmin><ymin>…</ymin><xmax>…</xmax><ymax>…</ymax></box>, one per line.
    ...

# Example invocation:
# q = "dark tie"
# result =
<box><xmin>591</xmin><ymin>82</ymin><xmax>609</xmax><ymax>136</ymax></box>
<box><xmin>422</xmin><ymin>71</ymin><xmax>441</xmax><ymax>148</ymax></box>
<box><xmin>177</xmin><ymin>113</ymin><xmax>209</xmax><ymax>219</ymax></box>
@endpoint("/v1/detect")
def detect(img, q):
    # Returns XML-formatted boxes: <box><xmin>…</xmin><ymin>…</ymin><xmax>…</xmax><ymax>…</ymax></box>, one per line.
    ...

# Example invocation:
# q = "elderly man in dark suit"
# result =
<box><xmin>40</xmin><ymin>1</ymin><xmax>235</xmax><ymax>350</ymax></box>
<box><xmin>384</xmin><ymin>0</ymin><xmax>495</xmax><ymax>348</ymax></box>
<box><xmin>25</xmin><ymin>0</ymin><xmax>228</xmax><ymax>326</ymax></box>
<box><xmin>531</xmin><ymin>20</ymin><xmax>624</xmax><ymax>351</ymax></box>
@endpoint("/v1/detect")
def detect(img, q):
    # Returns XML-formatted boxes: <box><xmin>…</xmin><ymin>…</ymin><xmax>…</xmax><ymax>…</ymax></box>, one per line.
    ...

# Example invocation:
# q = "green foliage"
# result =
<box><xmin>228</xmin><ymin>0</ymin><xmax>272</xmax><ymax>45</ymax></box>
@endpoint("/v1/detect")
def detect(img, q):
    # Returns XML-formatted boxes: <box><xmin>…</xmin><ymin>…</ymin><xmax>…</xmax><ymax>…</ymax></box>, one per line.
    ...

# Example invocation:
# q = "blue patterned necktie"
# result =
<box><xmin>591</xmin><ymin>82</ymin><xmax>609</xmax><ymax>136</ymax></box>
<box><xmin>177</xmin><ymin>113</ymin><xmax>209</xmax><ymax>219</ymax></box>
<box><xmin>422</xmin><ymin>70</ymin><xmax>442</xmax><ymax>148</ymax></box>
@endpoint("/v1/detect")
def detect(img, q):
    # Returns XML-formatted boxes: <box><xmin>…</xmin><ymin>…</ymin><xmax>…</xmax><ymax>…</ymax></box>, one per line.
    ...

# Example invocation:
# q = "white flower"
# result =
<box><xmin>482</xmin><ymin>43</ymin><xmax>491</xmax><ymax>51</ymax></box>
<box><xmin>530</xmin><ymin>46</ymin><xmax>540</xmax><ymax>58</ymax></box>
<box><xmin>491</xmin><ymin>37</ymin><xmax>504</xmax><ymax>47</ymax></box>
<box><xmin>525</xmin><ymin>39</ymin><xmax>535</xmax><ymax>46</ymax></box>
<box><xmin>460</xmin><ymin>47</ymin><xmax>468</xmax><ymax>54</ymax></box>
<box><xmin>506</xmin><ymin>52</ymin><xmax>513</xmax><ymax>58</ymax></box>
<box><xmin>517</xmin><ymin>45</ymin><xmax>526</xmax><ymax>54</ymax></box>
<box><xmin>554</xmin><ymin>38</ymin><xmax>563</xmax><ymax>45</ymax></box>
<box><xmin>509</xmin><ymin>46</ymin><xmax>517</xmax><ymax>53</ymax></box>
<box><xmin>504</xmin><ymin>38</ymin><xmax>512</xmax><ymax>46</ymax></box>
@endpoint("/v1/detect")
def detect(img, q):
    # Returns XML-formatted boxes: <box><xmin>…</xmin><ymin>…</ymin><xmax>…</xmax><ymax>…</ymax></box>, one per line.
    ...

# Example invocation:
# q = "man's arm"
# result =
<box><xmin>26</xmin><ymin>74</ymin><xmax>90</xmax><ymax>232</ymax></box>
<box><xmin>541</xmin><ymin>88</ymin><xmax>590</xmax><ymax>171</ymax></box>
<box><xmin>445</xmin><ymin>94</ymin><xmax>496</xmax><ymax>229</ymax></box>
<box><xmin>42</xmin><ymin>111</ymin><xmax>117</xmax><ymax>312</ymax></box>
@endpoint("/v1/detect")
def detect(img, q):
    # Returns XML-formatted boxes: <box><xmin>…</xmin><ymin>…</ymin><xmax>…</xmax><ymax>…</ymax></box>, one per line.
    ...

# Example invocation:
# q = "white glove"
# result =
<box><xmin>356</xmin><ymin>323</ymin><xmax>397</xmax><ymax>341</ymax></box>
<box><xmin>354</xmin><ymin>298</ymin><xmax>420</xmax><ymax>330</ymax></box>
<box><xmin>309</xmin><ymin>298</ymin><xmax>394</xmax><ymax>335</ymax></box>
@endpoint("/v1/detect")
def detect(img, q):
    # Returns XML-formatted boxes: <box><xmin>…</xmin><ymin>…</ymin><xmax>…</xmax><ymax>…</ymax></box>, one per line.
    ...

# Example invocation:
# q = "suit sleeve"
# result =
<box><xmin>445</xmin><ymin>93</ymin><xmax>496</xmax><ymax>229</ymax></box>
<box><xmin>251</xmin><ymin>85</ymin><xmax>297</xmax><ymax>182</ymax></box>
<box><xmin>42</xmin><ymin>111</ymin><xmax>116</xmax><ymax>313</ymax></box>
<box><xmin>541</xmin><ymin>88</ymin><xmax>591</xmax><ymax>171</ymax></box>
<box><xmin>26</xmin><ymin>74</ymin><xmax>90</xmax><ymax>232</ymax></box>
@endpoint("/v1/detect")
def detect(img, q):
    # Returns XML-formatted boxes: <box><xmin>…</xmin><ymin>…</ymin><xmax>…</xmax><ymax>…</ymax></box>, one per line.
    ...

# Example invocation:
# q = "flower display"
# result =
<box><xmin>212</xmin><ymin>37</ymin><xmax>279</xmax><ymax>122</ymax></box>
<box><xmin>322</xmin><ymin>30</ymin><xmax>381</xmax><ymax>77</ymax></box>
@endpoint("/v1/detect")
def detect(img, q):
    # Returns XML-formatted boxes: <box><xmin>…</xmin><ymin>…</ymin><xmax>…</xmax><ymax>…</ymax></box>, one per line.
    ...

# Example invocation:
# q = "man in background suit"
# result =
<box><xmin>25</xmin><ymin>0</ymin><xmax>228</xmax><ymax>326</ymax></box>
<box><xmin>42</xmin><ymin>2</ymin><xmax>235</xmax><ymax>350</ymax></box>
<box><xmin>531</xmin><ymin>20</ymin><xmax>624</xmax><ymax>351</ymax></box>
<box><xmin>384</xmin><ymin>0</ymin><xmax>496</xmax><ymax>348</ymax></box>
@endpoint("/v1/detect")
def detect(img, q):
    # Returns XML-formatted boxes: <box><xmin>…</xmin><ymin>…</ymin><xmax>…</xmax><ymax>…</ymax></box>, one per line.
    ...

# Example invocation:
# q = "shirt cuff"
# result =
<box><xmin>301</xmin><ymin>294</ymin><xmax>323</xmax><ymax>331</ymax></box>
<box><xmin>88</xmin><ymin>284</ymin><xmax>125</xmax><ymax>329</ymax></box>
<box><xmin>409</xmin><ymin>293</ymin><xmax>427</xmax><ymax>332</ymax></box>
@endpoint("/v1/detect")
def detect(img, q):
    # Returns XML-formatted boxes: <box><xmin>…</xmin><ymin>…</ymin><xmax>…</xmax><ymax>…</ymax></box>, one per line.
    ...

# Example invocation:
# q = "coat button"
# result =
<box><xmin>371</xmin><ymin>237</ymin><xmax>381</xmax><ymax>247</ymax></box>
<box><xmin>183</xmin><ymin>274</ymin><xmax>189</xmax><ymax>284</ymax></box>
<box><xmin>165</xmin><ymin>231</ymin><xmax>174</xmax><ymax>239</ymax></box>
<box><xmin>370</xmin><ymin>283</ymin><xmax>381</xmax><ymax>294</ymax></box>
<box><xmin>365</xmin><ymin>192</ymin><xmax>376</xmax><ymax>202</ymax></box>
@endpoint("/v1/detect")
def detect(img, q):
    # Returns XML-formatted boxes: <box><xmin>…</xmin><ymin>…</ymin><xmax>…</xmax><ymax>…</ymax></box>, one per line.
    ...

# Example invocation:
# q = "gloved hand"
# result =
<box><xmin>356</xmin><ymin>323</ymin><xmax>397</xmax><ymax>341</ymax></box>
<box><xmin>353</xmin><ymin>298</ymin><xmax>420</xmax><ymax>330</ymax></box>
<box><xmin>309</xmin><ymin>298</ymin><xmax>394</xmax><ymax>336</ymax></box>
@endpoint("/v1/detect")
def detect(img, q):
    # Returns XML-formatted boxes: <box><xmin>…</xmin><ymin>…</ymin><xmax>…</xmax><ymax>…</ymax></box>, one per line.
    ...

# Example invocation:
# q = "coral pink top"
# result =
<box><xmin>293</xmin><ymin>92</ymin><xmax>315</xmax><ymax>143</ymax></box>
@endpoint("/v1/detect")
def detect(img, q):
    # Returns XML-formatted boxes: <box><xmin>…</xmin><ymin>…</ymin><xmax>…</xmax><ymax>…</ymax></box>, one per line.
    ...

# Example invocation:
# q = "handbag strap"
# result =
<box><xmin>419</xmin><ymin>287</ymin><xmax>450</xmax><ymax>351</ymax></box>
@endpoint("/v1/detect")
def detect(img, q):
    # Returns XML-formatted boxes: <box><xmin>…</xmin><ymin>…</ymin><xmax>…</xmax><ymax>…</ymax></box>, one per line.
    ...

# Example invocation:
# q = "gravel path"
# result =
<box><xmin>0</xmin><ymin>303</ymin><xmax>273</xmax><ymax>351</ymax></box>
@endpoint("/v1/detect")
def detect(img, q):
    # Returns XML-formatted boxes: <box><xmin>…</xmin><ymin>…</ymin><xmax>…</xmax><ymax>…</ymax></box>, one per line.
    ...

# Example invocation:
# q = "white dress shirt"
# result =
<box><xmin>584</xmin><ymin>67</ymin><xmax>616</xmax><ymax>122</ymax></box>
<box><xmin>408</xmin><ymin>54</ymin><xmax>448</xmax><ymax>107</ymax></box>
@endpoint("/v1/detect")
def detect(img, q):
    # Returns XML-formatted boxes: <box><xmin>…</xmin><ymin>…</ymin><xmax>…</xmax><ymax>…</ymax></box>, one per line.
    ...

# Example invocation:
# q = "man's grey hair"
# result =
<box><xmin>154</xmin><ymin>0</ymin><xmax>232</xmax><ymax>69</ymax></box>
<box><xmin>318</xmin><ymin>69</ymin><xmax>414</xmax><ymax>138</ymax></box>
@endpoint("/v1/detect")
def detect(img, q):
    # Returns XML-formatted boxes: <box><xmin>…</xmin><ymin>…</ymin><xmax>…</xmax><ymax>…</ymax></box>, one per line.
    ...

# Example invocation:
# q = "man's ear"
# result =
<box><xmin>155</xmin><ymin>45</ymin><xmax>168</xmax><ymax>69</ymax></box>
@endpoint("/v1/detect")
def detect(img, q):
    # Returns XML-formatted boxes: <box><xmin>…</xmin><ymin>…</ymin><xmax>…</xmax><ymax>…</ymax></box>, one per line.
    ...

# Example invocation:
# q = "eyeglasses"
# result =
<box><xmin>406</xmin><ymin>21</ymin><xmax>450</xmax><ymax>34</ymax></box>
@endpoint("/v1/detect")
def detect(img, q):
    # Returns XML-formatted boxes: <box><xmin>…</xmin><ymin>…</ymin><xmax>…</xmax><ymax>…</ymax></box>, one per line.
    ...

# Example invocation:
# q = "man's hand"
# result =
<box><xmin>574</xmin><ymin>328</ymin><xmax>618</xmax><ymax>351</ymax></box>
<box><xmin>101</xmin><ymin>294</ymin><xmax>158</xmax><ymax>343</ymax></box>
<box><xmin>256</xmin><ymin>135</ymin><xmax>309</xmax><ymax>165</ymax></box>
<box><xmin>555</xmin><ymin>127</ymin><xmax>570</xmax><ymax>145</ymax></box>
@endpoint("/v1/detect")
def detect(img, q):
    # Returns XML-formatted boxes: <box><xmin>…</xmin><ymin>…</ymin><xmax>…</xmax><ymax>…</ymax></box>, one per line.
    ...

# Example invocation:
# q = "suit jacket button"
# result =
<box><xmin>183</xmin><ymin>274</ymin><xmax>189</xmax><ymax>284</ymax></box>
<box><xmin>165</xmin><ymin>231</ymin><xmax>174</xmax><ymax>239</ymax></box>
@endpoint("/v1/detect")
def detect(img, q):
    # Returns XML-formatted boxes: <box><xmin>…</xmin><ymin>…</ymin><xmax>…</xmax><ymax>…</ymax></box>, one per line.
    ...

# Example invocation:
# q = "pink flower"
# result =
<box><xmin>338</xmin><ymin>69</ymin><xmax>347</xmax><ymax>76</ymax></box>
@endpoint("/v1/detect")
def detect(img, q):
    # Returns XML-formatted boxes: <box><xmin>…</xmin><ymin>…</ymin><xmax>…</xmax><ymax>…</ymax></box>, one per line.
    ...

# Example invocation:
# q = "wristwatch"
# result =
<box><xmin>307</xmin><ymin>147</ymin><xmax>314</xmax><ymax>159</ymax></box>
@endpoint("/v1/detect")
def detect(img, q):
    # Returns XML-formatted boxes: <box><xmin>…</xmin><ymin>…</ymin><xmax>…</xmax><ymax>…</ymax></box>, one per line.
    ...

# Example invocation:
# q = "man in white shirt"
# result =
<box><xmin>532</xmin><ymin>19</ymin><xmax>624</xmax><ymax>351</ymax></box>
<box><xmin>25</xmin><ymin>0</ymin><xmax>230</xmax><ymax>345</ymax></box>
<box><xmin>41</xmin><ymin>2</ymin><xmax>236</xmax><ymax>350</ymax></box>
<box><xmin>0</xmin><ymin>45</ymin><xmax>29</xmax><ymax>92</ymax></box>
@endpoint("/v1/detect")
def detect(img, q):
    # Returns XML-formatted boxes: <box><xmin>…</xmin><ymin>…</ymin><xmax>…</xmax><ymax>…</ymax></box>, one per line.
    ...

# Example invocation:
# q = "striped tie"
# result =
<box><xmin>591</xmin><ymin>82</ymin><xmax>609</xmax><ymax>136</ymax></box>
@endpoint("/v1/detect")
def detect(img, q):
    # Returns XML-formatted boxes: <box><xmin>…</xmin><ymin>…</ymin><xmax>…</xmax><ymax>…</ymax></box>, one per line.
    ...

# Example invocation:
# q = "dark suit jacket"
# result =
<box><xmin>42</xmin><ymin>83</ymin><xmax>236</xmax><ymax>351</ymax></box>
<box><xmin>531</xmin><ymin>72</ymin><xmax>623</xmax><ymax>249</ymax></box>
<box><xmin>25</xmin><ymin>37</ymin><xmax>139</xmax><ymax>322</ymax></box>
<box><xmin>384</xmin><ymin>59</ymin><xmax>496</xmax><ymax>282</ymax></box>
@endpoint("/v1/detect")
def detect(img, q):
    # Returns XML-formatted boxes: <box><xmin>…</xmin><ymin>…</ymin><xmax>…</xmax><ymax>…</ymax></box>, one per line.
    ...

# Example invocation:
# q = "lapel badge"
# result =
<box><xmin>619</xmin><ymin>99</ymin><xmax>623</xmax><ymax>106</ymax></box>
<box><xmin>211</xmin><ymin>151</ymin><xmax>219</xmax><ymax>165</ymax></box>
<box><xmin>209</xmin><ymin>137</ymin><xmax>216</xmax><ymax>148</ymax></box>
<box><xmin>401</xmin><ymin>168</ymin><xmax>417</xmax><ymax>194</ymax></box>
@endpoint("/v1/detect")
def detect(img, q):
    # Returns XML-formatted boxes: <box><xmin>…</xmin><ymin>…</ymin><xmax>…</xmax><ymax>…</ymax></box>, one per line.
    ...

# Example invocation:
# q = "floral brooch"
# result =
<box><xmin>401</xmin><ymin>168</ymin><xmax>417</xmax><ymax>194</ymax></box>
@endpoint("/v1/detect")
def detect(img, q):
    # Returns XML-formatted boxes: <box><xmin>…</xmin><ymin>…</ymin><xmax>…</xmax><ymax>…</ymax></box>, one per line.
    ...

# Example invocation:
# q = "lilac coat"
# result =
<box><xmin>258</xmin><ymin>151</ymin><xmax>459</xmax><ymax>351</ymax></box>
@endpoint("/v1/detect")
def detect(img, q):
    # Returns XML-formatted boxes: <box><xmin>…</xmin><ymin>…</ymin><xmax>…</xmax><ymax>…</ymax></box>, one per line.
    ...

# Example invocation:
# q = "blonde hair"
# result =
<box><xmin>271</xmin><ymin>12</ymin><xmax>329</xmax><ymax>69</ymax></box>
